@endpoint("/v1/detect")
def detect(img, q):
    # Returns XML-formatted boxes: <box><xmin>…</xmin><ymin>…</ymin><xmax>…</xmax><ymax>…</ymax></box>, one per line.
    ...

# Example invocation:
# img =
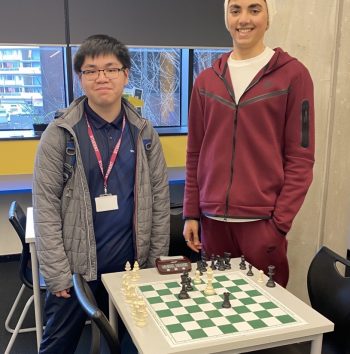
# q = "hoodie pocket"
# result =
<box><xmin>301</xmin><ymin>100</ymin><xmax>310</xmax><ymax>148</ymax></box>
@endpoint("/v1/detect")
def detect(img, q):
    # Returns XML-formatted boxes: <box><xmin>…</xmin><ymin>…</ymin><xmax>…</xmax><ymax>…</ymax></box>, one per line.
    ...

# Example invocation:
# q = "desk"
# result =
<box><xmin>25</xmin><ymin>207</ymin><xmax>43</xmax><ymax>350</ymax></box>
<box><xmin>102</xmin><ymin>262</ymin><xmax>333</xmax><ymax>354</ymax></box>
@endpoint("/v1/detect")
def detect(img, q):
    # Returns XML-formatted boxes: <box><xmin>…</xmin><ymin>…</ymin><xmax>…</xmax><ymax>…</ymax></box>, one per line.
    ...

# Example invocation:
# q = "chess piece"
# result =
<box><xmin>134</xmin><ymin>298</ymin><xmax>148</xmax><ymax>327</ymax></box>
<box><xmin>125</xmin><ymin>261</ymin><xmax>131</xmax><ymax>272</ymax></box>
<box><xmin>132</xmin><ymin>260</ymin><xmax>140</xmax><ymax>280</ymax></box>
<box><xmin>257</xmin><ymin>270</ymin><xmax>264</xmax><ymax>283</ymax></box>
<box><xmin>196</xmin><ymin>260</ymin><xmax>203</xmax><ymax>275</ymax></box>
<box><xmin>201</xmin><ymin>250</ymin><xmax>208</xmax><ymax>267</ymax></box>
<box><xmin>204</xmin><ymin>267</ymin><xmax>216</xmax><ymax>295</ymax></box>
<box><xmin>217</xmin><ymin>257</ymin><xmax>226</xmax><ymax>271</ymax></box>
<box><xmin>221</xmin><ymin>292</ymin><xmax>231</xmax><ymax>308</ymax></box>
<box><xmin>193</xmin><ymin>270</ymin><xmax>201</xmax><ymax>284</ymax></box>
<box><xmin>178</xmin><ymin>282</ymin><xmax>190</xmax><ymax>299</ymax></box>
<box><xmin>266</xmin><ymin>265</ymin><xmax>276</xmax><ymax>287</ymax></box>
<box><xmin>186</xmin><ymin>276</ymin><xmax>193</xmax><ymax>291</ymax></box>
<box><xmin>239</xmin><ymin>255</ymin><xmax>246</xmax><ymax>270</ymax></box>
<box><xmin>210</xmin><ymin>254</ymin><xmax>217</xmax><ymax>270</ymax></box>
<box><xmin>224</xmin><ymin>252</ymin><xmax>231</xmax><ymax>269</ymax></box>
<box><xmin>247</xmin><ymin>264</ymin><xmax>254</xmax><ymax>276</ymax></box>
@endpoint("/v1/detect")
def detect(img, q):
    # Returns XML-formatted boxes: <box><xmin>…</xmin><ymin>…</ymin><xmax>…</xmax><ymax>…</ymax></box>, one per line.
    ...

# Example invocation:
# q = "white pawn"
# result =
<box><xmin>135</xmin><ymin>299</ymin><xmax>148</xmax><ymax>327</ymax></box>
<box><xmin>257</xmin><ymin>270</ymin><xmax>264</xmax><ymax>283</ymax></box>
<box><xmin>194</xmin><ymin>270</ymin><xmax>201</xmax><ymax>284</ymax></box>
<box><xmin>132</xmin><ymin>261</ymin><xmax>140</xmax><ymax>280</ymax></box>
<box><xmin>204</xmin><ymin>268</ymin><xmax>216</xmax><ymax>295</ymax></box>
<box><xmin>125</xmin><ymin>261</ymin><xmax>132</xmax><ymax>272</ymax></box>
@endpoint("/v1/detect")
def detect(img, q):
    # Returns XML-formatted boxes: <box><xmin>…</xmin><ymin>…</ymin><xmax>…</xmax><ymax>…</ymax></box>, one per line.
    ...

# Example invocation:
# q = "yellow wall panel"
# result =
<box><xmin>0</xmin><ymin>135</ymin><xmax>187</xmax><ymax>175</ymax></box>
<box><xmin>0</xmin><ymin>140</ymin><xmax>39</xmax><ymax>175</ymax></box>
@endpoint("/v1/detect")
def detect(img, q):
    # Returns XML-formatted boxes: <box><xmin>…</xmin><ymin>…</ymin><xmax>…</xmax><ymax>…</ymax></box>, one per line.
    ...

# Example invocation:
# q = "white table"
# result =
<box><xmin>102</xmin><ymin>261</ymin><xmax>334</xmax><ymax>354</ymax></box>
<box><xmin>25</xmin><ymin>206</ymin><xmax>43</xmax><ymax>350</ymax></box>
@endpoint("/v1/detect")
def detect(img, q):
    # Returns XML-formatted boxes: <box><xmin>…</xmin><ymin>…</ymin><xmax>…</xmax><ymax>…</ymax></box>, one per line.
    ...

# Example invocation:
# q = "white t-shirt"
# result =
<box><xmin>208</xmin><ymin>47</ymin><xmax>274</xmax><ymax>223</ymax></box>
<box><xmin>228</xmin><ymin>47</ymin><xmax>274</xmax><ymax>103</ymax></box>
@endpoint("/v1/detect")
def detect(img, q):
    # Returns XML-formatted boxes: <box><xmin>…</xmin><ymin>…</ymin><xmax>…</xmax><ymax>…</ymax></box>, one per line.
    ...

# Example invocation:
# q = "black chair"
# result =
<box><xmin>72</xmin><ymin>273</ymin><xmax>121</xmax><ymax>354</ymax></box>
<box><xmin>5</xmin><ymin>201</ymin><xmax>46</xmax><ymax>354</ymax></box>
<box><xmin>307</xmin><ymin>246</ymin><xmax>350</xmax><ymax>354</ymax></box>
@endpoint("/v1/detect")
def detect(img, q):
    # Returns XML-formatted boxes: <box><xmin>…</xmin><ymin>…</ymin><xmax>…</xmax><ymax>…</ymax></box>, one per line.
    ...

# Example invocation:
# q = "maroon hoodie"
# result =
<box><xmin>184</xmin><ymin>48</ymin><xmax>315</xmax><ymax>234</ymax></box>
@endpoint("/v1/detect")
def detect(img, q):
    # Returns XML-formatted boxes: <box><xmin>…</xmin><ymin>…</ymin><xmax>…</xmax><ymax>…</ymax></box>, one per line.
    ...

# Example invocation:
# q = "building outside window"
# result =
<box><xmin>0</xmin><ymin>46</ymin><xmax>229</xmax><ymax>132</ymax></box>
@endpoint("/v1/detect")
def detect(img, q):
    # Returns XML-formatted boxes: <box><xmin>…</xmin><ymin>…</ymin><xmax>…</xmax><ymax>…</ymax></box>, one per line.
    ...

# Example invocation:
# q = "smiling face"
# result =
<box><xmin>79</xmin><ymin>54</ymin><xmax>128</xmax><ymax>116</ymax></box>
<box><xmin>227</xmin><ymin>0</ymin><xmax>269</xmax><ymax>59</ymax></box>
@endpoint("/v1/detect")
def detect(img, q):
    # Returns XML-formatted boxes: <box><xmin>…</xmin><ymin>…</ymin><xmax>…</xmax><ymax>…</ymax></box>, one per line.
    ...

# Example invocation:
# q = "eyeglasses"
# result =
<box><xmin>80</xmin><ymin>67</ymin><xmax>126</xmax><ymax>81</ymax></box>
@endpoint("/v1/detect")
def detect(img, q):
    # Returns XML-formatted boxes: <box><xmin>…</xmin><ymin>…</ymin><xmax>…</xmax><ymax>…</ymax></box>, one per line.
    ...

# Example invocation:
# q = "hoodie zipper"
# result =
<box><xmin>215</xmin><ymin>62</ymin><xmax>269</xmax><ymax>217</ymax></box>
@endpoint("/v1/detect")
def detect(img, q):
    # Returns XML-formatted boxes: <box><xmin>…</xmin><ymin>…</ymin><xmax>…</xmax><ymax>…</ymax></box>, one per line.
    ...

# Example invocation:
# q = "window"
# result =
<box><xmin>193</xmin><ymin>48</ymin><xmax>229</xmax><ymax>80</ymax></box>
<box><xmin>72</xmin><ymin>47</ymin><xmax>181</xmax><ymax>127</ymax></box>
<box><xmin>0</xmin><ymin>46</ymin><xmax>229</xmax><ymax>133</ymax></box>
<box><xmin>0</xmin><ymin>46</ymin><xmax>66</xmax><ymax>130</ymax></box>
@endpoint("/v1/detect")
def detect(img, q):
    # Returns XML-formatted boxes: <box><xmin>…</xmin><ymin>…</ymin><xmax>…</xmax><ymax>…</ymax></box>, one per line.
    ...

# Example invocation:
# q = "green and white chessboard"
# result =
<box><xmin>137</xmin><ymin>271</ymin><xmax>305</xmax><ymax>346</ymax></box>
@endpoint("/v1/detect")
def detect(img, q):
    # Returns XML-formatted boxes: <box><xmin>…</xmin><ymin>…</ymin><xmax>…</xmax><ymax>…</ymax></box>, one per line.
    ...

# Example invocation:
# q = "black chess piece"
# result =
<box><xmin>210</xmin><ymin>254</ymin><xmax>217</xmax><ymax>270</ymax></box>
<box><xmin>266</xmin><ymin>265</ymin><xmax>276</xmax><ymax>288</ymax></box>
<box><xmin>196</xmin><ymin>260</ymin><xmax>203</xmax><ymax>275</ymax></box>
<box><xmin>201</xmin><ymin>251</ymin><xmax>208</xmax><ymax>267</ymax></box>
<box><xmin>221</xmin><ymin>292</ymin><xmax>231</xmax><ymax>308</ymax></box>
<box><xmin>217</xmin><ymin>257</ymin><xmax>226</xmax><ymax>271</ymax></box>
<box><xmin>247</xmin><ymin>264</ymin><xmax>254</xmax><ymax>276</ymax></box>
<box><xmin>178</xmin><ymin>282</ymin><xmax>190</xmax><ymax>299</ymax></box>
<box><xmin>224</xmin><ymin>252</ymin><xmax>231</xmax><ymax>269</ymax></box>
<box><xmin>186</xmin><ymin>276</ymin><xmax>193</xmax><ymax>291</ymax></box>
<box><xmin>239</xmin><ymin>255</ymin><xmax>247</xmax><ymax>270</ymax></box>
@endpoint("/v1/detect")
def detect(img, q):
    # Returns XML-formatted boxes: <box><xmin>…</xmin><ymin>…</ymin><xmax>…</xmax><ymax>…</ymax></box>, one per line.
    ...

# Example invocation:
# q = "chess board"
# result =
<box><xmin>137</xmin><ymin>271</ymin><xmax>305</xmax><ymax>347</ymax></box>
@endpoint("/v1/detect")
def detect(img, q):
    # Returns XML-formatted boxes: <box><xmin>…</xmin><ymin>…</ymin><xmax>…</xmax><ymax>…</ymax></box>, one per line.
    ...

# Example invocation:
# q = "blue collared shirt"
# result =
<box><xmin>74</xmin><ymin>100</ymin><xmax>135</xmax><ymax>274</ymax></box>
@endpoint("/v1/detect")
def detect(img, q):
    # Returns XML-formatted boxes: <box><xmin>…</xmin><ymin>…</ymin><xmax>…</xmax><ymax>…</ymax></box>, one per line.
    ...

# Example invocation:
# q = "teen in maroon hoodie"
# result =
<box><xmin>183</xmin><ymin>0</ymin><xmax>314</xmax><ymax>287</ymax></box>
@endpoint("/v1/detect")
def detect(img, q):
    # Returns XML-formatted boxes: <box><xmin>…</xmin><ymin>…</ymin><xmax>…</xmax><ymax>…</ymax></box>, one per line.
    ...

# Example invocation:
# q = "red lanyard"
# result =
<box><xmin>86</xmin><ymin>113</ymin><xmax>126</xmax><ymax>194</ymax></box>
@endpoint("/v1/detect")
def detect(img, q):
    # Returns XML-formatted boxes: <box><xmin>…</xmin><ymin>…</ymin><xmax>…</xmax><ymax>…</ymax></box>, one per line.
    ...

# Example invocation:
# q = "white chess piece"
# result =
<box><xmin>132</xmin><ymin>261</ymin><xmax>140</xmax><ymax>280</ymax></box>
<box><xmin>194</xmin><ymin>270</ymin><xmax>201</xmax><ymax>284</ymax></box>
<box><xmin>204</xmin><ymin>268</ymin><xmax>216</xmax><ymax>295</ymax></box>
<box><xmin>135</xmin><ymin>298</ymin><xmax>148</xmax><ymax>327</ymax></box>
<box><xmin>257</xmin><ymin>270</ymin><xmax>264</xmax><ymax>283</ymax></box>
<box><xmin>125</xmin><ymin>261</ymin><xmax>131</xmax><ymax>272</ymax></box>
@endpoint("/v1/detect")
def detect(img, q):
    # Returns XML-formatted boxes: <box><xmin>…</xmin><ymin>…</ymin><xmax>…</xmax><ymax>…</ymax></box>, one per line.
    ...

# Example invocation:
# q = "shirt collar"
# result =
<box><xmin>84</xmin><ymin>100</ymin><xmax>124</xmax><ymax>129</ymax></box>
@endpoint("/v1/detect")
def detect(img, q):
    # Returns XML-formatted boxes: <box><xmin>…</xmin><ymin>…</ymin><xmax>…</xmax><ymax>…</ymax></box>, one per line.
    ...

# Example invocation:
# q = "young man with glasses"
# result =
<box><xmin>183</xmin><ymin>0</ymin><xmax>315</xmax><ymax>287</ymax></box>
<box><xmin>33</xmin><ymin>34</ymin><xmax>170</xmax><ymax>353</ymax></box>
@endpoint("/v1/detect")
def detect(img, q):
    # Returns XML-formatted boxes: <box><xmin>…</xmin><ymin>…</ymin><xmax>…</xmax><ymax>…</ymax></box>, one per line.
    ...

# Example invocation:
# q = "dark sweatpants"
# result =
<box><xmin>39</xmin><ymin>279</ymin><xmax>137</xmax><ymax>354</ymax></box>
<box><xmin>201</xmin><ymin>217</ymin><xmax>289</xmax><ymax>287</ymax></box>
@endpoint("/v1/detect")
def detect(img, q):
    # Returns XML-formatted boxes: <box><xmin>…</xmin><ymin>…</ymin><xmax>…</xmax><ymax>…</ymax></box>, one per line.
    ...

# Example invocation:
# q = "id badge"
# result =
<box><xmin>95</xmin><ymin>194</ymin><xmax>118</xmax><ymax>212</ymax></box>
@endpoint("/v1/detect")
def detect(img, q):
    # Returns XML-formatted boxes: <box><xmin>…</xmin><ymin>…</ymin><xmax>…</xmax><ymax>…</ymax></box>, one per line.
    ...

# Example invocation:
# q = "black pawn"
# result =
<box><xmin>201</xmin><ymin>251</ymin><xmax>208</xmax><ymax>267</ymax></box>
<box><xmin>266</xmin><ymin>265</ymin><xmax>276</xmax><ymax>288</ymax></box>
<box><xmin>224</xmin><ymin>252</ymin><xmax>232</xmax><ymax>269</ymax></box>
<box><xmin>239</xmin><ymin>255</ymin><xmax>246</xmax><ymax>270</ymax></box>
<box><xmin>217</xmin><ymin>257</ymin><xmax>226</xmax><ymax>271</ymax></box>
<box><xmin>221</xmin><ymin>292</ymin><xmax>231</xmax><ymax>308</ymax></box>
<box><xmin>186</xmin><ymin>276</ymin><xmax>193</xmax><ymax>291</ymax></box>
<box><xmin>210</xmin><ymin>254</ymin><xmax>217</xmax><ymax>270</ymax></box>
<box><xmin>247</xmin><ymin>264</ymin><xmax>254</xmax><ymax>276</ymax></box>
<box><xmin>196</xmin><ymin>261</ymin><xmax>203</xmax><ymax>275</ymax></box>
<box><xmin>178</xmin><ymin>283</ymin><xmax>190</xmax><ymax>299</ymax></box>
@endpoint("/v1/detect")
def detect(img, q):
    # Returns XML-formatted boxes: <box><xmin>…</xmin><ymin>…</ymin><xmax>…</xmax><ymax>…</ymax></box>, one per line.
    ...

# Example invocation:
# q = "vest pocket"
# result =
<box><xmin>301</xmin><ymin>100</ymin><xmax>309</xmax><ymax>148</ymax></box>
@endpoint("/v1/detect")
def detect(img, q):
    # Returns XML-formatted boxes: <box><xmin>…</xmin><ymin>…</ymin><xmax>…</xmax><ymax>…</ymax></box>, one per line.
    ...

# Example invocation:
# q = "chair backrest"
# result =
<box><xmin>307</xmin><ymin>246</ymin><xmax>350</xmax><ymax>327</ymax></box>
<box><xmin>72</xmin><ymin>273</ymin><xmax>121</xmax><ymax>354</ymax></box>
<box><xmin>8</xmin><ymin>201</ymin><xmax>33</xmax><ymax>289</ymax></box>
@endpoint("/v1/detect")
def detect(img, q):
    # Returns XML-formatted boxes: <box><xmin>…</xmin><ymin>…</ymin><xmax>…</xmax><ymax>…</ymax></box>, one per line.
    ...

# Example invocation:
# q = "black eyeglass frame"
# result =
<box><xmin>80</xmin><ymin>67</ymin><xmax>126</xmax><ymax>80</ymax></box>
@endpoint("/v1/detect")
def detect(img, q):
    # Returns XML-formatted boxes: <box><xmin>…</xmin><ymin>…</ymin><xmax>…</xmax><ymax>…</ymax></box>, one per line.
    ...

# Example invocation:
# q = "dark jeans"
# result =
<box><xmin>39</xmin><ymin>279</ymin><xmax>138</xmax><ymax>354</ymax></box>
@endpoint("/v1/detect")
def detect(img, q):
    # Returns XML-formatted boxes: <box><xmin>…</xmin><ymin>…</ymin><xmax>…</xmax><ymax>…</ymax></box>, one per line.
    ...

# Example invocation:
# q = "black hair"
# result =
<box><xmin>73</xmin><ymin>34</ymin><xmax>131</xmax><ymax>74</ymax></box>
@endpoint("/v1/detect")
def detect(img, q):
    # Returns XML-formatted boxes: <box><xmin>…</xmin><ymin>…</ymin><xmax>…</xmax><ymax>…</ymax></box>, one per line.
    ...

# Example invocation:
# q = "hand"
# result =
<box><xmin>54</xmin><ymin>288</ymin><xmax>71</xmax><ymax>298</ymax></box>
<box><xmin>183</xmin><ymin>219</ymin><xmax>202</xmax><ymax>253</ymax></box>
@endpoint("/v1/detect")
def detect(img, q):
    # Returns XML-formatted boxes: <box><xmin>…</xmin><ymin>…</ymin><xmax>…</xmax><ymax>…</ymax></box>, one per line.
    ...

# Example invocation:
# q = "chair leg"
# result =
<box><xmin>4</xmin><ymin>295</ymin><xmax>34</xmax><ymax>354</ymax></box>
<box><xmin>5</xmin><ymin>284</ymin><xmax>36</xmax><ymax>334</ymax></box>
